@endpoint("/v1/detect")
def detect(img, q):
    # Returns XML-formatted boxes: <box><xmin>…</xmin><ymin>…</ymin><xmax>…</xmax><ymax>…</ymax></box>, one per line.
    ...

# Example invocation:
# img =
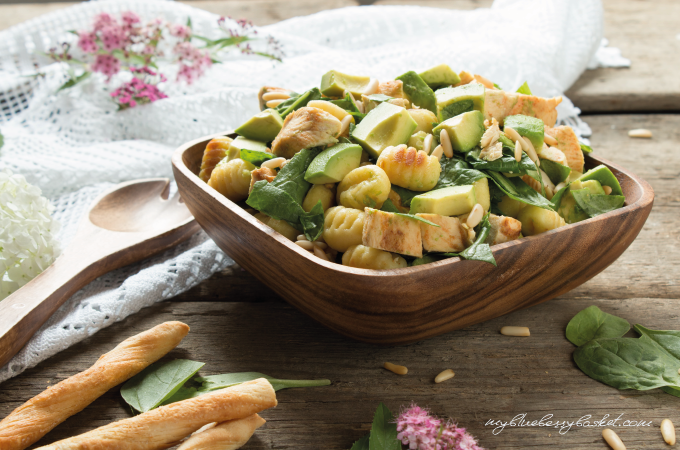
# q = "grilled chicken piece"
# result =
<box><xmin>485</xmin><ymin>214</ymin><xmax>522</xmax><ymax>245</ymax></box>
<box><xmin>362</xmin><ymin>208</ymin><xmax>423</xmax><ymax>258</ymax></box>
<box><xmin>485</xmin><ymin>90</ymin><xmax>562</xmax><ymax>127</ymax></box>
<box><xmin>378</xmin><ymin>80</ymin><xmax>405</xmax><ymax>98</ymax></box>
<box><xmin>249</xmin><ymin>166</ymin><xmax>277</xmax><ymax>194</ymax></box>
<box><xmin>545</xmin><ymin>125</ymin><xmax>585</xmax><ymax>173</ymax></box>
<box><xmin>538</xmin><ymin>144</ymin><xmax>568</xmax><ymax>166</ymax></box>
<box><xmin>271</xmin><ymin>107</ymin><xmax>342</xmax><ymax>159</ymax></box>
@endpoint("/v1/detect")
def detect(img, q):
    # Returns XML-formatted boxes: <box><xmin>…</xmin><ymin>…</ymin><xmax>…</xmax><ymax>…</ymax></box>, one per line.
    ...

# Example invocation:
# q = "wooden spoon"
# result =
<box><xmin>0</xmin><ymin>178</ymin><xmax>200</xmax><ymax>368</ymax></box>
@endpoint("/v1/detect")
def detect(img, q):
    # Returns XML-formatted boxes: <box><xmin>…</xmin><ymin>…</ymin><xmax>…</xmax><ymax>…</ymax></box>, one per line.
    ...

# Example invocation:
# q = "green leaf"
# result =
<box><xmin>57</xmin><ymin>71</ymin><xmax>91</xmax><ymax>92</ymax></box>
<box><xmin>571</xmin><ymin>189</ymin><xmax>625</xmax><ymax>218</ymax></box>
<box><xmin>440</xmin><ymin>99</ymin><xmax>473</xmax><ymax>121</ymax></box>
<box><xmin>580</xmin><ymin>142</ymin><xmax>593</xmax><ymax>154</ymax></box>
<box><xmin>270</xmin><ymin>147</ymin><xmax>321</xmax><ymax>204</ymax></box>
<box><xmin>366</xmin><ymin>94</ymin><xmax>393</xmax><ymax>103</ymax></box>
<box><xmin>516</xmin><ymin>81</ymin><xmax>532</xmax><ymax>95</ymax></box>
<box><xmin>300</xmin><ymin>200</ymin><xmax>325</xmax><ymax>241</ymax></box>
<box><xmin>276</xmin><ymin>88</ymin><xmax>322</xmax><ymax>119</ymax></box>
<box><xmin>540</xmin><ymin>159</ymin><xmax>571</xmax><ymax>185</ymax></box>
<box><xmin>493</xmin><ymin>83</ymin><xmax>503</xmax><ymax>90</ymax></box>
<box><xmin>566</xmin><ymin>305</ymin><xmax>630</xmax><ymax>347</ymax></box>
<box><xmin>466</xmin><ymin>146</ymin><xmax>541</xmax><ymax>183</ymax></box>
<box><xmin>381</xmin><ymin>199</ymin><xmax>440</xmax><ymax>227</ymax></box>
<box><xmin>633</xmin><ymin>325</ymin><xmax>680</xmax><ymax>361</ymax></box>
<box><xmin>350</xmin><ymin>434</ymin><xmax>371</xmax><ymax>450</ymax></box>
<box><xmin>550</xmin><ymin>183</ymin><xmax>571</xmax><ymax>210</ymax></box>
<box><xmin>240</xmin><ymin>149</ymin><xmax>275</xmax><ymax>167</ymax></box>
<box><xmin>662</xmin><ymin>386</ymin><xmax>680</xmax><ymax>397</ymax></box>
<box><xmin>487</xmin><ymin>171</ymin><xmax>555</xmax><ymax>211</ymax></box>
<box><xmin>435</xmin><ymin>157</ymin><xmax>486</xmax><ymax>190</ymax></box>
<box><xmin>121</xmin><ymin>359</ymin><xmax>205</xmax><ymax>412</ymax></box>
<box><xmin>459</xmin><ymin>213</ymin><xmax>496</xmax><ymax>266</ymax></box>
<box><xmin>390</xmin><ymin>185</ymin><xmax>419</xmax><ymax>208</ymax></box>
<box><xmin>196</xmin><ymin>372</ymin><xmax>331</xmax><ymax>393</ymax></box>
<box><xmin>368</xmin><ymin>403</ymin><xmax>400</xmax><ymax>450</ymax></box>
<box><xmin>247</xmin><ymin>181</ymin><xmax>304</xmax><ymax>223</ymax></box>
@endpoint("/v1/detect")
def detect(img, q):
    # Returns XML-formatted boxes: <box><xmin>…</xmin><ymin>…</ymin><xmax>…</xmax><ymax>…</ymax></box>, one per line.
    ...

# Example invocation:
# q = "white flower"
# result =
<box><xmin>0</xmin><ymin>169</ymin><xmax>61</xmax><ymax>300</ymax></box>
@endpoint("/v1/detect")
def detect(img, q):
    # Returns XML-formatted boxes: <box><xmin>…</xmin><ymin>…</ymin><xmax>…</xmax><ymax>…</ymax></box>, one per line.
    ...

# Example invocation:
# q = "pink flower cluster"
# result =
<box><xmin>174</xmin><ymin>41</ymin><xmax>212</xmax><ymax>84</ymax></box>
<box><xmin>396</xmin><ymin>405</ymin><xmax>485</xmax><ymax>450</ymax></box>
<box><xmin>111</xmin><ymin>68</ymin><xmax>168</xmax><ymax>109</ymax></box>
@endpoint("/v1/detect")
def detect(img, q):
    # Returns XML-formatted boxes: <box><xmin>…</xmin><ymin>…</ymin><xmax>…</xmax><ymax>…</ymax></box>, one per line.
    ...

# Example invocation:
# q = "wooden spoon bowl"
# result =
<box><xmin>173</xmin><ymin>132</ymin><xmax>654</xmax><ymax>345</ymax></box>
<box><xmin>0</xmin><ymin>179</ymin><xmax>200</xmax><ymax>368</ymax></box>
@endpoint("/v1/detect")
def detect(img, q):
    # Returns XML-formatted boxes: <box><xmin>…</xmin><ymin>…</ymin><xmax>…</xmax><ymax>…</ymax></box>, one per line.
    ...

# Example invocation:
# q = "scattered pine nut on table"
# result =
<box><xmin>602</xmin><ymin>428</ymin><xmax>626</xmax><ymax>450</ymax></box>
<box><xmin>500</xmin><ymin>326</ymin><xmax>530</xmax><ymax>337</ymax></box>
<box><xmin>628</xmin><ymin>128</ymin><xmax>652</xmax><ymax>138</ymax></box>
<box><xmin>661</xmin><ymin>419</ymin><xmax>676</xmax><ymax>445</ymax></box>
<box><xmin>384</xmin><ymin>362</ymin><xmax>408</xmax><ymax>375</ymax></box>
<box><xmin>434</xmin><ymin>369</ymin><xmax>455</xmax><ymax>384</ymax></box>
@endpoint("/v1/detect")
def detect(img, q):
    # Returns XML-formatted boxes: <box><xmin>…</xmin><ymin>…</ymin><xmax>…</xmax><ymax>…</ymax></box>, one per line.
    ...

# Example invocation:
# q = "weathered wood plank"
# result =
<box><xmin>1</xmin><ymin>297</ymin><xmax>678</xmax><ymax>449</ymax></box>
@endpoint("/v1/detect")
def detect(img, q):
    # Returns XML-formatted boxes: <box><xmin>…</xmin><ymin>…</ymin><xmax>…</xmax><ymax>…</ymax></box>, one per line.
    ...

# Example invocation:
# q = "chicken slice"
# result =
<box><xmin>485</xmin><ymin>90</ymin><xmax>562</xmax><ymax>127</ymax></box>
<box><xmin>485</xmin><ymin>214</ymin><xmax>522</xmax><ymax>245</ymax></box>
<box><xmin>271</xmin><ymin>107</ymin><xmax>342</xmax><ymax>159</ymax></box>
<box><xmin>249</xmin><ymin>166</ymin><xmax>277</xmax><ymax>194</ymax></box>
<box><xmin>545</xmin><ymin>125</ymin><xmax>585</xmax><ymax>173</ymax></box>
<box><xmin>378</xmin><ymin>80</ymin><xmax>405</xmax><ymax>98</ymax></box>
<box><xmin>537</xmin><ymin>143</ymin><xmax>568</xmax><ymax>167</ymax></box>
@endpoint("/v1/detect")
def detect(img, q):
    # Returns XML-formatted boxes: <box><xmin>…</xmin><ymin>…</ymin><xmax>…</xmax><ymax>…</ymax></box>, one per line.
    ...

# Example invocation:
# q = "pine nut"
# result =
<box><xmin>543</xmin><ymin>132</ymin><xmax>557</xmax><ymax>146</ymax></box>
<box><xmin>628</xmin><ymin>128</ymin><xmax>652</xmax><ymax>138</ymax></box>
<box><xmin>435</xmin><ymin>369</ymin><xmax>455</xmax><ymax>383</ymax></box>
<box><xmin>504</xmin><ymin>126</ymin><xmax>522</xmax><ymax>143</ymax></box>
<box><xmin>555</xmin><ymin>181</ymin><xmax>567</xmax><ymax>192</ymax></box>
<box><xmin>297</xmin><ymin>234</ymin><xmax>308</xmax><ymax>241</ymax></box>
<box><xmin>661</xmin><ymin>419</ymin><xmax>676</xmax><ymax>445</ymax></box>
<box><xmin>295</xmin><ymin>240</ymin><xmax>314</xmax><ymax>251</ymax></box>
<box><xmin>384</xmin><ymin>362</ymin><xmax>408</xmax><ymax>375</ymax></box>
<box><xmin>423</xmin><ymin>133</ymin><xmax>433</xmax><ymax>154</ymax></box>
<box><xmin>364</xmin><ymin>78</ymin><xmax>379</xmax><ymax>95</ymax></box>
<box><xmin>500</xmin><ymin>326</ymin><xmax>530</xmax><ymax>337</ymax></box>
<box><xmin>339</xmin><ymin>115</ymin><xmax>352</xmax><ymax>137</ymax></box>
<box><xmin>265</xmin><ymin>99</ymin><xmax>285</xmax><ymax>108</ymax></box>
<box><xmin>280</xmin><ymin>159</ymin><xmax>288</xmax><ymax>169</ymax></box>
<box><xmin>603</xmin><ymin>185</ymin><xmax>613</xmax><ymax>195</ymax></box>
<box><xmin>514</xmin><ymin>140</ymin><xmax>522</xmax><ymax>162</ymax></box>
<box><xmin>466</xmin><ymin>204</ymin><xmax>484</xmax><ymax>228</ymax></box>
<box><xmin>262</xmin><ymin>91</ymin><xmax>290</xmax><ymax>101</ymax></box>
<box><xmin>602</xmin><ymin>428</ymin><xmax>626</xmax><ymax>450</ymax></box>
<box><xmin>261</xmin><ymin>157</ymin><xmax>286</xmax><ymax>170</ymax></box>
<box><xmin>356</xmin><ymin>101</ymin><xmax>365</xmax><ymax>114</ymax></box>
<box><xmin>431</xmin><ymin>145</ymin><xmax>444</xmax><ymax>160</ymax></box>
<box><xmin>313</xmin><ymin>245</ymin><xmax>330</xmax><ymax>261</ymax></box>
<box><xmin>521</xmin><ymin>136</ymin><xmax>540</xmax><ymax>165</ymax></box>
<box><xmin>314</xmin><ymin>241</ymin><xmax>327</xmax><ymax>250</ymax></box>
<box><xmin>439</xmin><ymin>129</ymin><xmax>454</xmax><ymax>158</ymax></box>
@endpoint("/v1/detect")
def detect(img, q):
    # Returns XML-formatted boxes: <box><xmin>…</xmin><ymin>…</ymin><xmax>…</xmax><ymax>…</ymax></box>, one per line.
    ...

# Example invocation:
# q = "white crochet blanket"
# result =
<box><xmin>0</xmin><ymin>0</ymin><xmax>629</xmax><ymax>383</ymax></box>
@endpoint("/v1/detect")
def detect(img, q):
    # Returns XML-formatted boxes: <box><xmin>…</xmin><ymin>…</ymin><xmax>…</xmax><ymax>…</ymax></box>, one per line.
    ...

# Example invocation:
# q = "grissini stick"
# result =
<box><xmin>0</xmin><ymin>321</ymin><xmax>190</xmax><ymax>450</ymax></box>
<box><xmin>177</xmin><ymin>414</ymin><xmax>266</xmax><ymax>450</ymax></box>
<box><xmin>34</xmin><ymin>378</ymin><xmax>277</xmax><ymax>450</ymax></box>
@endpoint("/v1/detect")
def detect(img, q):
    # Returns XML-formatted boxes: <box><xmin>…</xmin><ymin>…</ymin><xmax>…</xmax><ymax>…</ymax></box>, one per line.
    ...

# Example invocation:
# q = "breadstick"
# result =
<box><xmin>178</xmin><ymin>414</ymin><xmax>266</xmax><ymax>450</ymax></box>
<box><xmin>35</xmin><ymin>378</ymin><xmax>277</xmax><ymax>450</ymax></box>
<box><xmin>0</xmin><ymin>321</ymin><xmax>190</xmax><ymax>450</ymax></box>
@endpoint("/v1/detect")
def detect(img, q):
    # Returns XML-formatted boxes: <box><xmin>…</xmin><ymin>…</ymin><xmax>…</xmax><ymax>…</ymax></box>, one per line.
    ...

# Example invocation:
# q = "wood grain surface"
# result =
<box><xmin>1</xmin><ymin>114</ymin><xmax>677</xmax><ymax>449</ymax></box>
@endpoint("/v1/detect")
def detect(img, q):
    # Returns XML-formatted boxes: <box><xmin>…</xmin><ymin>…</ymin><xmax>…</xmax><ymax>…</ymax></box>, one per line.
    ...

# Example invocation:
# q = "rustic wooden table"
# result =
<box><xmin>1</xmin><ymin>1</ymin><xmax>679</xmax><ymax>449</ymax></box>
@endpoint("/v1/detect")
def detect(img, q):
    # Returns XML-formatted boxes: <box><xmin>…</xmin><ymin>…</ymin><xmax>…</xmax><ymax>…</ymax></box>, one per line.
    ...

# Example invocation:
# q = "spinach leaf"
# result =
<box><xmin>240</xmin><ymin>149</ymin><xmax>275</xmax><ymax>167</ymax></box>
<box><xmin>369</xmin><ymin>403</ymin><xmax>400</xmax><ymax>450</ymax></box>
<box><xmin>390</xmin><ymin>185</ymin><xmax>419</xmax><ymax>208</ymax></box>
<box><xmin>381</xmin><ymin>199</ymin><xmax>440</xmax><ymax>227</ymax></box>
<box><xmin>466</xmin><ymin>146</ymin><xmax>540</xmax><ymax>183</ymax></box>
<box><xmin>580</xmin><ymin>142</ymin><xmax>593</xmax><ymax>154</ymax></box>
<box><xmin>550</xmin><ymin>183</ymin><xmax>570</xmax><ymax>210</ymax></box>
<box><xmin>571</xmin><ymin>189</ymin><xmax>625</xmax><ymax>218</ymax></box>
<box><xmin>516</xmin><ymin>81</ymin><xmax>532</xmax><ymax>95</ymax></box>
<box><xmin>573</xmin><ymin>336</ymin><xmax>680</xmax><ymax>391</ymax></box>
<box><xmin>487</xmin><ymin>171</ymin><xmax>555</xmax><ymax>210</ymax></box>
<box><xmin>367</xmin><ymin>94</ymin><xmax>393</xmax><ymax>103</ymax></box>
<box><xmin>435</xmin><ymin>157</ymin><xmax>486</xmax><ymax>190</ymax></box>
<box><xmin>271</xmin><ymin>147</ymin><xmax>321</xmax><ymax>204</ymax></box>
<box><xmin>300</xmin><ymin>201</ymin><xmax>325</xmax><ymax>241</ymax></box>
<box><xmin>351</xmin><ymin>434</ymin><xmax>371</xmax><ymax>450</ymax></box>
<box><xmin>440</xmin><ymin>99</ymin><xmax>473</xmax><ymax>121</ymax></box>
<box><xmin>276</xmin><ymin>87</ymin><xmax>322</xmax><ymax>119</ymax></box>
<box><xmin>247</xmin><ymin>181</ymin><xmax>303</xmax><ymax>223</ymax></box>
<box><xmin>565</xmin><ymin>305</ymin><xmax>630</xmax><ymax>347</ymax></box>
<box><xmin>633</xmin><ymin>325</ymin><xmax>680</xmax><ymax>361</ymax></box>
<box><xmin>540</xmin><ymin>159</ymin><xmax>571</xmax><ymax>185</ymax></box>
<box><xmin>121</xmin><ymin>359</ymin><xmax>204</xmax><ymax>412</ymax></box>
<box><xmin>662</xmin><ymin>386</ymin><xmax>680</xmax><ymax>397</ymax></box>
<box><xmin>459</xmin><ymin>213</ymin><xmax>496</xmax><ymax>266</ymax></box>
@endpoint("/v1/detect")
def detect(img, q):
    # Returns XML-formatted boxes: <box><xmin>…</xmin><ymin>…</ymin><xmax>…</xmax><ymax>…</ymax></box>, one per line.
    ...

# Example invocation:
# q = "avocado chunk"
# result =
<box><xmin>435</xmin><ymin>84</ymin><xmax>485</xmax><ymax>122</ymax></box>
<box><xmin>432</xmin><ymin>110</ymin><xmax>485</xmax><ymax>153</ymax></box>
<box><xmin>226</xmin><ymin>136</ymin><xmax>269</xmax><ymax>161</ymax></box>
<box><xmin>503</xmin><ymin>115</ymin><xmax>544</xmax><ymax>151</ymax></box>
<box><xmin>234</xmin><ymin>109</ymin><xmax>283</xmax><ymax>143</ymax></box>
<box><xmin>473</xmin><ymin>177</ymin><xmax>491</xmax><ymax>212</ymax></box>
<box><xmin>419</xmin><ymin>64</ymin><xmax>461</xmax><ymax>89</ymax></box>
<box><xmin>408</xmin><ymin>131</ymin><xmax>429</xmax><ymax>153</ymax></box>
<box><xmin>350</xmin><ymin>102</ymin><xmax>417</xmax><ymax>159</ymax></box>
<box><xmin>320</xmin><ymin>70</ymin><xmax>371</xmax><ymax>97</ymax></box>
<box><xmin>407</xmin><ymin>109</ymin><xmax>438</xmax><ymax>134</ymax></box>
<box><xmin>557</xmin><ymin>179</ymin><xmax>605</xmax><ymax>224</ymax></box>
<box><xmin>395</xmin><ymin>71</ymin><xmax>437</xmax><ymax>114</ymax></box>
<box><xmin>304</xmin><ymin>143</ymin><xmax>362</xmax><ymax>184</ymax></box>
<box><xmin>578</xmin><ymin>165</ymin><xmax>623</xmax><ymax>195</ymax></box>
<box><xmin>410</xmin><ymin>185</ymin><xmax>476</xmax><ymax>216</ymax></box>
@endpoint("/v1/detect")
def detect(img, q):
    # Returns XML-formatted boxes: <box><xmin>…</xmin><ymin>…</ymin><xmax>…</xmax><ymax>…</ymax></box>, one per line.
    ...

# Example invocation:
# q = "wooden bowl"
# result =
<box><xmin>172</xmin><ymin>132</ymin><xmax>654</xmax><ymax>345</ymax></box>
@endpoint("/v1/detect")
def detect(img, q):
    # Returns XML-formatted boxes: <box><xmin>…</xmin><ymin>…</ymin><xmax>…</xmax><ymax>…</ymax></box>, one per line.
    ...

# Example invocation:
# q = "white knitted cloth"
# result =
<box><xmin>0</xmin><ymin>0</ymin><xmax>627</xmax><ymax>383</ymax></box>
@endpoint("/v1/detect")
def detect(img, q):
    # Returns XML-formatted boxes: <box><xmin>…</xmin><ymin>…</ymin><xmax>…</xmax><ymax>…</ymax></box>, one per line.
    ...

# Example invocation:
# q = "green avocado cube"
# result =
<box><xmin>350</xmin><ymin>102</ymin><xmax>417</xmax><ymax>159</ymax></box>
<box><xmin>410</xmin><ymin>185</ymin><xmax>477</xmax><ymax>216</ymax></box>
<box><xmin>435</xmin><ymin>84</ymin><xmax>485</xmax><ymax>122</ymax></box>
<box><xmin>320</xmin><ymin>70</ymin><xmax>371</xmax><ymax>97</ymax></box>
<box><xmin>578</xmin><ymin>165</ymin><xmax>623</xmax><ymax>196</ymax></box>
<box><xmin>419</xmin><ymin>64</ymin><xmax>461</xmax><ymax>89</ymax></box>
<box><xmin>432</xmin><ymin>110</ymin><xmax>485</xmax><ymax>153</ymax></box>
<box><xmin>234</xmin><ymin>109</ymin><xmax>283</xmax><ymax>143</ymax></box>
<box><xmin>227</xmin><ymin>136</ymin><xmax>269</xmax><ymax>161</ymax></box>
<box><xmin>395</xmin><ymin>71</ymin><xmax>436</xmax><ymax>113</ymax></box>
<box><xmin>503</xmin><ymin>115</ymin><xmax>544</xmax><ymax>151</ymax></box>
<box><xmin>304</xmin><ymin>143</ymin><xmax>362</xmax><ymax>184</ymax></box>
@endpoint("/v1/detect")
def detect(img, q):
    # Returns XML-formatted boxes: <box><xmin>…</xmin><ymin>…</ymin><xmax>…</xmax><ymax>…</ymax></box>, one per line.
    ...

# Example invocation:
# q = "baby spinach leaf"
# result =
<box><xmin>540</xmin><ymin>159</ymin><xmax>571</xmax><ymax>185</ymax></box>
<box><xmin>276</xmin><ymin>87</ymin><xmax>322</xmax><ymax>119</ymax></box>
<box><xmin>367</xmin><ymin>94</ymin><xmax>393</xmax><ymax>103</ymax></box>
<box><xmin>435</xmin><ymin>157</ymin><xmax>486</xmax><ymax>190</ymax></box>
<box><xmin>487</xmin><ymin>171</ymin><xmax>554</xmax><ymax>211</ymax></box>
<box><xmin>381</xmin><ymin>199</ymin><xmax>440</xmax><ymax>227</ymax></box>
<box><xmin>121</xmin><ymin>359</ymin><xmax>205</xmax><ymax>413</ymax></box>
<box><xmin>300</xmin><ymin>201</ymin><xmax>325</xmax><ymax>241</ymax></box>
<box><xmin>369</xmin><ymin>403</ymin><xmax>400</xmax><ymax>450</ymax></box>
<box><xmin>459</xmin><ymin>213</ymin><xmax>496</xmax><ymax>266</ymax></box>
<box><xmin>633</xmin><ymin>325</ymin><xmax>680</xmax><ymax>361</ymax></box>
<box><xmin>580</xmin><ymin>142</ymin><xmax>593</xmax><ymax>154</ymax></box>
<box><xmin>550</xmin><ymin>183</ymin><xmax>570</xmax><ymax>210</ymax></box>
<box><xmin>240</xmin><ymin>149</ymin><xmax>275</xmax><ymax>167</ymax></box>
<box><xmin>440</xmin><ymin>99</ymin><xmax>473</xmax><ymax>121</ymax></box>
<box><xmin>662</xmin><ymin>386</ymin><xmax>680</xmax><ymax>397</ymax></box>
<box><xmin>571</xmin><ymin>189</ymin><xmax>625</xmax><ymax>218</ymax></box>
<box><xmin>350</xmin><ymin>434</ymin><xmax>371</xmax><ymax>450</ymax></box>
<box><xmin>467</xmin><ymin>147</ymin><xmax>540</xmax><ymax>183</ymax></box>
<box><xmin>516</xmin><ymin>81</ymin><xmax>532</xmax><ymax>95</ymax></box>
<box><xmin>565</xmin><ymin>305</ymin><xmax>630</xmax><ymax>347</ymax></box>
<box><xmin>271</xmin><ymin>147</ymin><xmax>321</xmax><ymax>204</ymax></box>
<box><xmin>390</xmin><ymin>185</ymin><xmax>419</xmax><ymax>208</ymax></box>
<box><xmin>247</xmin><ymin>181</ymin><xmax>303</xmax><ymax>223</ymax></box>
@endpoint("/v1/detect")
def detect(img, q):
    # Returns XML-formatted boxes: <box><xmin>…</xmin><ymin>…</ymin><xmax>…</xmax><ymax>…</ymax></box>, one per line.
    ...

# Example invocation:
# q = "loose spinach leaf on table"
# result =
<box><xmin>381</xmin><ymin>199</ymin><xmax>440</xmax><ymax>227</ymax></box>
<box><xmin>565</xmin><ymin>305</ymin><xmax>630</xmax><ymax>346</ymax></box>
<box><xmin>487</xmin><ymin>171</ymin><xmax>554</xmax><ymax>211</ymax></box>
<box><xmin>240</xmin><ymin>149</ymin><xmax>275</xmax><ymax>166</ymax></box>
<box><xmin>369</xmin><ymin>403</ymin><xmax>400</xmax><ymax>450</ymax></box>
<box><xmin>459</xmin><ymin>213</ymin><xmax>496</xmax><ymax>266</ymax></box>
<box><xmin>571</xmin><ymin>189</ymin><xmax>625</xmax><ymax>218</ymax></box>
<box><xmin>121</xmin><ymin>359</ymin><xmax>205</xmax><ymax>413</ymax></box>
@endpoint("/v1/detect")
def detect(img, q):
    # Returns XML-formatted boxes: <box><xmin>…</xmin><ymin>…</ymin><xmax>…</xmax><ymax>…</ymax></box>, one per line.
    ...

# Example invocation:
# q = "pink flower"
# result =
<box><xmin>110</xmin><ymin>72</ymin><xmax>168</xmax><ymax>109</ymax></box>
<box><xmin>121</xmin><ymin>11</ymin><xmax>140</xmax><ymax>26</ymax></box>
<box><xmin>92</xmin><ymin>12</ymin><xmax>116</xmax><ymax>32</ymax></box>
<box><xmin>169</xmin><ymin>24</ymin><xmax>191</xmax><ymax>39</ymax></box>
<box><xmin>396</xmin><ymin>405</ymin><xmax>485</xmax><ymax>450</ymax></box>
<box><xmin>77</xmin><ymin>31</ymin><xmax>98</xmax><ymax>53</ymax></box>
<box><xmin>91</xmin><ymin>54</ymin><xmax>120</xmax><ymax>78</ymax></box>
<box><xmin>100</xmin><ymin>24</ymin><xmax>126</xmax><ymax>51</ymax></box>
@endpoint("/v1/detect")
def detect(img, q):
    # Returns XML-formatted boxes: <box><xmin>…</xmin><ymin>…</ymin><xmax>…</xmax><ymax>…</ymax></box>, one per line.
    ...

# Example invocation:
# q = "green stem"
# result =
<box><xmin>272</xmin><ymin>378</ymin><xmax>331</xmax><ymax>389</ymax></box>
